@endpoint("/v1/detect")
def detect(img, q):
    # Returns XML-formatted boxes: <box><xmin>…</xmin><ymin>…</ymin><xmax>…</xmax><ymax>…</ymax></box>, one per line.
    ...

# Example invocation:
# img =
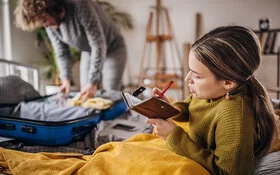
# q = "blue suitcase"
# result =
<box><xmin>0</xmin><ymin>91</ymin><xmax>127</xmax><ymax>146</ymax></box>
<box><xmin>0</xmin><ymin>97</ymin><xmax>101</xmax><ymax>145</ymax></box>
<box><xmin>101</xmin><ymin>99</ymin><xmax>127</xmax><ymax>120</ymax></box>
<box><xmin>0</xmin><ymin>110</ymin><xmax>101</xmax><ymax>146</ymax></box>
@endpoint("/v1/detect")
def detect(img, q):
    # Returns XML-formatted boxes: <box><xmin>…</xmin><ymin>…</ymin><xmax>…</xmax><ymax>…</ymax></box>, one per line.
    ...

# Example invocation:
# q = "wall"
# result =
<box><xmin>0</xmin><ymin>1</ymin><xmax>2</xmax><ymax>58</ymax></box>
<box><xmin>2</xmin><ymin>0</ymin><xmax>280</xmax><ymax>97</ymax></box>
<box><xmin>111</xmin><ymin>0</ymin><xmax>280</xmax><ymax>98</ymax></box>
<box><xmin>0</xmin><ymin>0</ymin><xmax>49</xmax><ymax>93</ymax></box>
<box><xmin>0</xmin><ymin>2</ymin><xmax>3</xmax><ymax>59</ymax></box>
<box><xmin>11</xmin><ymin>22</ymin><xmax>55</xmax><ymax>93</ymax></box>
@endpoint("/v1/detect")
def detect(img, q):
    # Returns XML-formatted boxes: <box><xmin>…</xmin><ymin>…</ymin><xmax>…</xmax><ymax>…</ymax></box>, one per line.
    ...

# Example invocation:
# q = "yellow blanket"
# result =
<box><xmin>0</xmin><ymin>134</ymin><xmax>210</xmax><ymax>175</ymax></box>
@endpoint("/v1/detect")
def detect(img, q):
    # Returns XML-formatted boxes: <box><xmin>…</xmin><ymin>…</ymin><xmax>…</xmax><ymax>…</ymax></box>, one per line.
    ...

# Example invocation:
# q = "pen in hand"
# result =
<box><xmin>158</xmin><ymin>80</ymin><xmax>174</xmax><ymax>98</ymax></box>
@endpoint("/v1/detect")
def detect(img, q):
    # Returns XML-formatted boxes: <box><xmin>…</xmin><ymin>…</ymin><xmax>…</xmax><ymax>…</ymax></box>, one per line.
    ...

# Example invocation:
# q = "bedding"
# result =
<box><xmin>253</xmin><ymin>151</ymin><xmax>280</xmax><ymax>175</ymax></box>
<box><xmin>251</xmin><ymin>108</ymin><xmax>280</xmax><ymax>174</ymax></box>
<box><xmin>0</xmin><ymin>111</ymin><xmax>279</xmax><ymax>175</ymax></box>
<box><xmin>0</xmin><ymin>134</ymin><xmax>210</xmax><ymax>175</ymax></box>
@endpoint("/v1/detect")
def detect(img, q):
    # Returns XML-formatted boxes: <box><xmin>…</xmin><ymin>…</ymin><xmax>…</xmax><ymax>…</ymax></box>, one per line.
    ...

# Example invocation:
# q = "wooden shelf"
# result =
<box><xmin>254</xmin><ymin>28</ymin><xmax>280</xmax><ymax>98</ymax></box>
<box><xmin>263</xmin><ymin>52</ymin><xmax>279</xmax><ymax>55</ymax></box>
<box><xmin>253</xmin><ymin>28</ymin><xmax>280</xmax><ymax>33</ymax></box>
<box><xmin>267</xmin><ymin>87</ymin><xmax>280</xmax><ymax>92</ymax></box>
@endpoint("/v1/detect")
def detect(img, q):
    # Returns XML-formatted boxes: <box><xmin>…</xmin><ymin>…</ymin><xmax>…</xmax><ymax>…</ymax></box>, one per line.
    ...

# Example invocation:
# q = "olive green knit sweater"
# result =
<box><xmin>167</xmin><ymin>85</ymin><xmax>255</xmax><ymax>175</ymax></box>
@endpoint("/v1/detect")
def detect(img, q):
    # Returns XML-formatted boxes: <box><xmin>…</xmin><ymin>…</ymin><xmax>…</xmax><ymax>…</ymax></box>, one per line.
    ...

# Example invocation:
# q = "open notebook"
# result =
<box><xmin>121</xmin><ymin>92</ymin><xmax>180</xmax><ymax>119</ymax></box>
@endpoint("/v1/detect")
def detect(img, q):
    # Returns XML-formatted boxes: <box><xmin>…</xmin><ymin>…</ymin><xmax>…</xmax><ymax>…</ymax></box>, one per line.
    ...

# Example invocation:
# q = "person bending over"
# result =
<box><xmin>14</xmin><ymin>0</ymin><xmax>127</xmax><ymax>100</ymax></box>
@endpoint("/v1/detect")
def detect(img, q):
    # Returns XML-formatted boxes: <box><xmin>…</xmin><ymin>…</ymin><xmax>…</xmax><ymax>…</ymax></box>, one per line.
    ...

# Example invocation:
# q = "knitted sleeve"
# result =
<box><xmin>172</xmin><ymin>95</ymin><xmax>192</xmax><ymax>122</ymax></box>
<box><xmin>166</xmin><ymin>98</ymin><xmax>255</xmax><ymax>175</ymax></box>
<box><xmin>75</xmin><ymin>0</ymin><xmax>107</xmax><ymax>85</ymax></box>
<box><xmin>46</xmin><ymin>28</ymin><xmax>72</xmax><ymax>81</ymax></box>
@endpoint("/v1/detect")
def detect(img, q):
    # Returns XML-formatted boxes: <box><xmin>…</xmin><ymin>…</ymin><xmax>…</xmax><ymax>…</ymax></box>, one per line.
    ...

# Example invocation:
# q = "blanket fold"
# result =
<box><xmin>0</xmin><ymin>134</ymin><xmax>210</xmax><ymax>175</ymax></box>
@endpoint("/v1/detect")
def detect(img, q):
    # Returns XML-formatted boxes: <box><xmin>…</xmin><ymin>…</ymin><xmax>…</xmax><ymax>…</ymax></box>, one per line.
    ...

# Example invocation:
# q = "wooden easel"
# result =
<box><xmin>138</xmin><ymin>0</ymin><xmax>183</xmax><ymax>99</ymax></box>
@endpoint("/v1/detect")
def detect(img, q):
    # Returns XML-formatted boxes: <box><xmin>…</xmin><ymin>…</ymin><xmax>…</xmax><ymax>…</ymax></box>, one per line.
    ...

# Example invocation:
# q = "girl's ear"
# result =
<box><xmin>223</xmin><ymin>80</ymin><xmax>237</xmax><ymax>90</ymax></box>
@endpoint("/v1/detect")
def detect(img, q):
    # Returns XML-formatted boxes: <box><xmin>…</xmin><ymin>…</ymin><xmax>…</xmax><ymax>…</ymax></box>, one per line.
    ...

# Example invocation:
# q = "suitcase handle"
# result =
<box><xmin>72</xmin><ymin>122</ymin><xmax>95</xmax><ymax>133</ymax></box>
<box><xmin>0</xmin><ymin>123</ymin><xmax>15</xmax><ymax>130</ymax></box>
<box><xmin>21</xmin><ymin>125</ymin><xmax>37</xmax><ymax>134</ymax></box>
<box><xmin>72</xmin><ymin>134</ymin><xmax>86</xmax><ymax>141</ymax></box>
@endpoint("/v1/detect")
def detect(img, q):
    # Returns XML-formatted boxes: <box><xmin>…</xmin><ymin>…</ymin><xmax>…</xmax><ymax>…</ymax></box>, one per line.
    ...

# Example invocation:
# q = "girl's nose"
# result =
<box><xmin>185</xmin><ymin>71</ymin><xmax>193</xmax><ymax>83</ymax></box>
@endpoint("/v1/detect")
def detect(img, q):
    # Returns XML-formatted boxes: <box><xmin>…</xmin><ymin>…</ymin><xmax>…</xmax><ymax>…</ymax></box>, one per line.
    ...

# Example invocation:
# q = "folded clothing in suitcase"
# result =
<box><xmin>68</xmin><ymin>90</ymin><xmax>128</xmax><ymax>121</ymax></box>
<box><xmin>0</xmin><ymin>95</ymin><xmax>101</xmax><ymax>146</ymax></box>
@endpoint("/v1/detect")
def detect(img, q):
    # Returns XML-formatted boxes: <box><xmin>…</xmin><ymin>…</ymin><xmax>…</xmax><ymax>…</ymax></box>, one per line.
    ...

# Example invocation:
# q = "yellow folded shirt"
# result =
<box><xmin>67</xmin><ymin>97</ymin><xmax>113</xmax><ymax>110</ymax></box>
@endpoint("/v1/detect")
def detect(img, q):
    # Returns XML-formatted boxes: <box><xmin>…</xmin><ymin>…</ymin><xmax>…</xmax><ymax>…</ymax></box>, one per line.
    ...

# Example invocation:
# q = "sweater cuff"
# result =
<box><xmin>59</xmin><ymin>73</ymin><xmax>72</xmax><ymax>82</ymax></box>
<box><xmin>88</xmin><ymin>71</ymin><xmax>102</xmax><ymax>85</ymax></box>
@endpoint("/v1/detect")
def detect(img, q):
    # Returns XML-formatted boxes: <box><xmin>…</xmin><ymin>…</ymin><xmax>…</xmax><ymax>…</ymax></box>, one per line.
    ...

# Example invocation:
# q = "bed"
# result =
<box><xmin>253</xmin><ymin>151</ymin><xmax>280</xmax><ymax>175</ymax></box>
<box><xmin>0</xmin><ymin>58</ymin><xmax>279</xmax><ymax>175</ymax></box>
<box><xmin>0</xmin><ymin>117</ymin><xmax>279</xmax><ymax>175</ymax></box>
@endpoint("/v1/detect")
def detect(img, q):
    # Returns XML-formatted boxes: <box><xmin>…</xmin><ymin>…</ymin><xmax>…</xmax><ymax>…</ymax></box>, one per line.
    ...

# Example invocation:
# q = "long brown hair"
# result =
<box><xmin>14</xmin><ymin>0</ymin><xmax>65</xmax><ymax>31</ymax></box>
<box><xmin>191</xmin><ymin>26</ymin><xmax>278</xmax><ymax>157</ymax></box>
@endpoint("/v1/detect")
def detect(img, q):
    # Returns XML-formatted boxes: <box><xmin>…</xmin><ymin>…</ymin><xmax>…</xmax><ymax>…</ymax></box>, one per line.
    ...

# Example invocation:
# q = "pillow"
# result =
<box><xmin>0</xmin><ymin>75</ymin><xmax>41</xmax><ymax>104</ymax></box>
<box><xmin>253</xmin><ymin>151</ymin><xmax>280</xmax><ymax>175</ymax></box>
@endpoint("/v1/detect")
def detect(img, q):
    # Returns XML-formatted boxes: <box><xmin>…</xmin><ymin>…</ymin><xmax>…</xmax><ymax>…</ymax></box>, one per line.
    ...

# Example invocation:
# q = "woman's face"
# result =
<box><xmin>41</xmin><ymin>8</ymin><xmax>65</xmax><ymax>28</ymax></box>
<box><xmin>41</xmin><ymin>13</ymin><xmax>60</xmax><ymax>28</ymax></box>
<box><xmin>185</xmin><ymin>50</ymin><xmax>227</xmax><ymax>99</ymax></box>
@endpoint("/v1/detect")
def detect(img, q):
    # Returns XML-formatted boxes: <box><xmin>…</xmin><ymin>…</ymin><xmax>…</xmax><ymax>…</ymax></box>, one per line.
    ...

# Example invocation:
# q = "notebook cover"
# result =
<box><xmin>121</xmin><ymin>92</ymin><xmax>180</xmax><ymax>119</ymax></box>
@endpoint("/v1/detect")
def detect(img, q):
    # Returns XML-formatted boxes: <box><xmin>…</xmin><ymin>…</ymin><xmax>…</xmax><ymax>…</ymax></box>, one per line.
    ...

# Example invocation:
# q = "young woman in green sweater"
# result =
<box><xmin>147</xmin><ymin>26</ymin><xmax>279</xmax><ymax>175</ymax></box>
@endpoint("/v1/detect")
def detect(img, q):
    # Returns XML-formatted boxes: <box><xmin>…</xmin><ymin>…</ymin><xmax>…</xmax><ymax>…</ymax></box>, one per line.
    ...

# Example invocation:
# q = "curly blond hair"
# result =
<box><xmin>14</xmin><ymin>0</ymin><xmax>64</xmax><ymax>31</ymax></box>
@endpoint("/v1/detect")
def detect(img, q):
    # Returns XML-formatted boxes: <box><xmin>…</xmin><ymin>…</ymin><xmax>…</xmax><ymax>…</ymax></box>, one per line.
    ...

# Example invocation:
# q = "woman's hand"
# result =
<box><xmin>152</xmin><ymin>87</ymin><xmax>170</xmax><ymax>103</ymax></box>
<box><xmin>59</xmin><ymin>79</ymin><xmax>71</xmax><ymax>97</ymax></box>
<box><xmin>75</xmin><ymin>84</ymin><xmax>97</xmax><ymax>102</ymax></box>
<box><xmin>146</xmin><ymin>118</ymin><xmax>177</xmax><ymax>140</ymax></box>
